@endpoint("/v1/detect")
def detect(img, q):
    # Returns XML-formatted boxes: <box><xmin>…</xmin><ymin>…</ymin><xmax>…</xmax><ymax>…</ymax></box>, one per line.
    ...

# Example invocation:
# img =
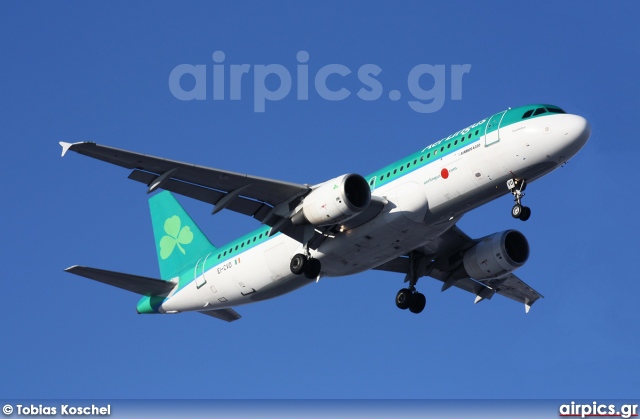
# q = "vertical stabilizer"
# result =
<box><xmin>149</xmin><ymin>191</ymin><xmax>216</xmax><ymax>279</ymax></box>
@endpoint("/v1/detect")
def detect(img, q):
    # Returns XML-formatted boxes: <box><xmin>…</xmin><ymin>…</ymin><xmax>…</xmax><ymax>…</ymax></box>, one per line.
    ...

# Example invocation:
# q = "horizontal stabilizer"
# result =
<box><xmin>199</xmin><ymin>308</ymin><xmax>242</xmax><ymax>322</ymax></box>
<box><xmin>65</xmin><ymin>265</ymin><xmax>177</xmax><ymax>296</ymax></box>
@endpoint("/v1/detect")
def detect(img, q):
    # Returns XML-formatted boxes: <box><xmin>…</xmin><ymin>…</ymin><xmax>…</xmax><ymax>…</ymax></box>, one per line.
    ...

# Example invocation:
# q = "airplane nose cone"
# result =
<box><xmin>562</xmin><ymin>114</ymin><xmax>591</xmax><ymax>152</ymax></box>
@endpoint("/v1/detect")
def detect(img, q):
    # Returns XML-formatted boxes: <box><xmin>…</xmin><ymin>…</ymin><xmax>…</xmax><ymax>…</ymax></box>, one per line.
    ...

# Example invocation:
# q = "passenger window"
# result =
<box><xmin>440</xmin><ymin>147</ymin><xmax>444</xmax><ymax>152</ymax></box>
<box><xmin>420</xmin><ymin>156</ymin><xmax>424</xmax><ymax>162</ymax></box>
<box><xmin>400</xmin><ymin>166</ymin><xmax>403</xmax><ymax>172</ymax></box>
<box><xmin>447</xmin><ymin>143</ymin><xmax>451</xmax><ymax>149</ymax></box>
<box><xmin>393</xmin><ymin>169</ymin><xmax>397</xmax><ymax>174</ymax></box>
<box><xmin>454</xmin><ymin>140</ymin><xmax>458</xmax><ymax>145</ymax></box>
<box><xmin>475</xmin><ymin>130</ymin><xmax>479</xmax><ymax>135</ymax></box>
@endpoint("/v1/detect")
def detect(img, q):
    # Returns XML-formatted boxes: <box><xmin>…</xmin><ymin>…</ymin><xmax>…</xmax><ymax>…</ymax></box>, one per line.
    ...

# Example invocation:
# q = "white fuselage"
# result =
<box><xmin>159</xmin><ymin>113</ymin><xmax>590</xmax><ymax>314</ymax></box>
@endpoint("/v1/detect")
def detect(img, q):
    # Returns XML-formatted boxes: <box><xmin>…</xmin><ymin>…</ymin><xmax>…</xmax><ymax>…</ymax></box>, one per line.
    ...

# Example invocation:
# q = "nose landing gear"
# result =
<box><xmin>508</xmin><ymin>178</ymin><xmax>531</xmax><ymax>221</ymax></box>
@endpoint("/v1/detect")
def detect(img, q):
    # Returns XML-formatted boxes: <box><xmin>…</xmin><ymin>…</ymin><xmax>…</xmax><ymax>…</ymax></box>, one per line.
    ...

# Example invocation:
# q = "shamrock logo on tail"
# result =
<box><xmin>159</xmin><ymin>215</ymin><xmax>194</xmax><ymax>259</ymax></box>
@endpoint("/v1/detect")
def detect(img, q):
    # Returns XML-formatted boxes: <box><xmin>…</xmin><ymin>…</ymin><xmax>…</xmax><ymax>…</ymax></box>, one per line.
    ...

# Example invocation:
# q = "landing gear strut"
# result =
<box><xmin>290</xmin><ymin>253</ymin><xmax>322</xmax><ymax>279</ymax></box>
<box><xmin>394</xmin><ymin>251</ymin><xmax>428</xmax><ymax>314</ymax></box>
<box><xmin>507</xmin><ymin>178</ymin><xmax>531</xmax><ymax>221</ymax></box>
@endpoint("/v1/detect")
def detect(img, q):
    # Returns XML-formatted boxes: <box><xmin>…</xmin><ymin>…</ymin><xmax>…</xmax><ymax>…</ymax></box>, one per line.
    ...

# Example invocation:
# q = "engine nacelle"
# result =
<box><xmin>293</xmin><ymin>174</ymin><xmax>371</xmax><ymax>227</ymax></box>
<box><xmin>462</xmin><ymin>230</ymin><xmax>529</xmax><ymax>280</ymax></box>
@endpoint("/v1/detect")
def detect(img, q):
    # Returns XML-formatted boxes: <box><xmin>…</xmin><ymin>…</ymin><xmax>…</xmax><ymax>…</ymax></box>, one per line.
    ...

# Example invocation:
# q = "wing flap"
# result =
<box><xmin>484</xmin><ymin>274</ymin><xmax>543</xmax><ymax>305</ymax></box>
<box><xmin>199</xmin><ymin>308</ymin><xmax>242</xmax><ymax>322</ymax></box>
<box><xmin>65</xmin><ymin>265</ymin><xmax>176</xmax><ymax>296</ymax></box>
<box><xmin>62</xmin><ymin>142</ymin><xmax>309</xmax><ymax>207</ymax></box>
<box><xmin>128</xmin><ymin>169</ymin><xmax>272</xmax><ymax>221</ymax></box>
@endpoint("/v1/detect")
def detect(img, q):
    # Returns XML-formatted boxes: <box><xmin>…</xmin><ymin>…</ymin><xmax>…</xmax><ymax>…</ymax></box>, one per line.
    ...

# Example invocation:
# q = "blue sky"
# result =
<box><xmin>1</xmin><ymin>2</ymin><xmax>639</xmax><ymax>400</ymax></box>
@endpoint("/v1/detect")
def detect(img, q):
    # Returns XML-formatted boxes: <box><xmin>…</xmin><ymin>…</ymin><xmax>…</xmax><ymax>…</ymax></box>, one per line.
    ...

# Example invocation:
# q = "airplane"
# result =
<box><xmin>60</xmin><ymin>104</ymin><xmax>590</xmax><ymax>321</ymax></box>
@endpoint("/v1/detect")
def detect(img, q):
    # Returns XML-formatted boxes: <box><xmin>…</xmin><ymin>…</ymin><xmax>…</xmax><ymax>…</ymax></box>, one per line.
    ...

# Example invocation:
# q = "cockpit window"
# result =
<box><xmin>546</xmin><ymin>107</ymin><xmax>566</xmax><ymax>114</ymax></box>
<box><xmin>522</xmin><ymin>110</ymin><xmax>534</xmax><ymax>119</ymax></box>
<box><xmin>533</xmin><ymin>108</ymin><xmax>548</xmax><ymax>116</ymax></box>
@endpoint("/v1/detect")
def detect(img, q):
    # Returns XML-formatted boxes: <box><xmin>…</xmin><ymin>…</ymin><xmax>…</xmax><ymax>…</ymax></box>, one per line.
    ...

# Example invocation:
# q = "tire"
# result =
<box><xmin>409</xmin><ymin>293</ymin><xmax>426</xmax><ymax>314</ymax></box>
<box><xmin>511</xmin><ymin>204</ymin><xmax>523</xmax><ymax>219</ymax></box>
<box><xmin>304</xmin><ymin>258</ymin><xmax>321</xmax><ymax>279</ymax></box>
<box><xmin>290</xmin><ymin>253</ymin><xmax>307</xmax><ymax>275</ymax></box>
<box><xmin>395</xmin><ymin>288</ymin><xmax>413</xmax><ymax>310</ymax></box>
<box><xmin>519</xmin><ymin>206</ymin><xmax>531</xmax><ymax>221</ymax></box>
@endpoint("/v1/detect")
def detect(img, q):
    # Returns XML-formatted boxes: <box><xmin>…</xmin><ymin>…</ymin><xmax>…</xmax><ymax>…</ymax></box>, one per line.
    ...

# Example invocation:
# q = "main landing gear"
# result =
<box><xmin>508</xmin><ymin>178</ymin><xmax>531</xmax><ymax>221</ymax></box>
<box><xmin>290</xmin><ymin>253</ymin><xmax>322</xmax><ymax>279</ymax></box>
<box><xmin>395</xmin><ymin>288</ymin><xmax>426</xmax><ymax>314</ymax></box>
<box><xmin>395</xmin><ymin>250</ymin><xmax>428</xmax><ymax>314</ymax></box>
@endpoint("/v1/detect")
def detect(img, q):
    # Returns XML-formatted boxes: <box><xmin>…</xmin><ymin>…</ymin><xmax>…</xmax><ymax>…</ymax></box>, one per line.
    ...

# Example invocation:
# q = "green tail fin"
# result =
<box><xmin>149</xmin><ymin>191</ymin><xmax>217</xmax><ymax>279</ymax></box>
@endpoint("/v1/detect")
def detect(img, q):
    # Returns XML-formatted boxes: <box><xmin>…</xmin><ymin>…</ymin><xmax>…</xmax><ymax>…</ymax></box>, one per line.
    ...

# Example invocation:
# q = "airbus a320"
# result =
<box><xmin>60</xmin><ymin>104</ymin><xmax>590</xmax><ymax>321</ymax></box>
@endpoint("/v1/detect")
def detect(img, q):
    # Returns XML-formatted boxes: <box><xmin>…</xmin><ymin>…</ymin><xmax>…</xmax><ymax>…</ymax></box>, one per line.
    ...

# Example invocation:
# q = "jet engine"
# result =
<box><xmin>461</xmin><ymin>230</ymin><xmax>529</xmax><ymax>280</ymax></box>
<box><xmin>292</xmin><ymin>174</ymin><xmax>371</xmax><ymax>227</ymax></box>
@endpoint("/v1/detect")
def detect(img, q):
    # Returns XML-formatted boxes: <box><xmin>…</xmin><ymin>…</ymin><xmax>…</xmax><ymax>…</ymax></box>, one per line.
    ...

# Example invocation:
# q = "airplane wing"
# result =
<box><xmin>374</xmin><ymin>226</ymin><xmax>543</xmax><ymax>312</ymax></box>
<box><xmin>60</xmin><ymin>141</ymin><xmax>310</xmax><ymax>235</ymax></box>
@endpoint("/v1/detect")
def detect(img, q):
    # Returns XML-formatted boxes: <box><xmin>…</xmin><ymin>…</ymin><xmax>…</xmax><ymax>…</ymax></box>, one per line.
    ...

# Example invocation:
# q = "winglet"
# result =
<box><xmin>59</xmin><ymin>141</ymin><xmax>75</xmax><ymax>157</ymax></box>
<box><xmin>525</xmin><ymin>303</ymin><xmax>531</xmax><ymax>314</ymax></box>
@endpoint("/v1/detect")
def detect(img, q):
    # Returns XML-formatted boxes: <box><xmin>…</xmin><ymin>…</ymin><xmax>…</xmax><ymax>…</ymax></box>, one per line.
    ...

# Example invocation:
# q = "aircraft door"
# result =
<box><xmin>194</xmin><ymin>255</ymin><xmax>208</xmax><ymax>289</ymax></box>
<box><xmin>484</xmin><ymin>111</ymin><xmax>506</xmax><ymax>146</ymax></box>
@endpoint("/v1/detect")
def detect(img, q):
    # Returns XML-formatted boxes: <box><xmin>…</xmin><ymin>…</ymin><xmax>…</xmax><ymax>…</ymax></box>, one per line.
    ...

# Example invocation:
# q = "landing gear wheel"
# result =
<box><xmin>511</xmin><ymin>204</ymin><xmax>523</xmax><ymax>219</ymax></box>
<box><xmin>304</xmin><ymin>258</ymin><xmax>321</xmax><ymax>279</ymax></box>
<box><xmin>395</xmin><ymin>288</ymin><xmax>413</xmax><ymax>310</ymax></box>
<box><xmin>519</xmin><ymin>206</ymin><xmax>531</xmax><ymax>222</ymax></box>
<box><xmin>290</xmin><ymin>253</ymin><xmax>307</xmax><ymax>275</ymax></box>
<box><xmin>409</xmin><ymin>292</ymin><xmax>426</xmax><ymax>314</ymax></box>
